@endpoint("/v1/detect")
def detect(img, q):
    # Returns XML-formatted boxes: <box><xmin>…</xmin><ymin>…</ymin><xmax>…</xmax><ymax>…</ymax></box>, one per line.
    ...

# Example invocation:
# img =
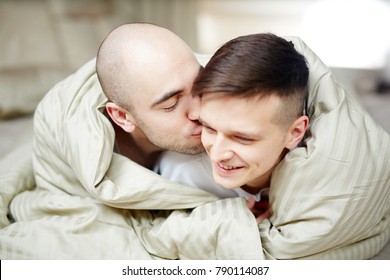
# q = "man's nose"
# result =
<box><xmin>209</xmin><ymin>136</ymin><xmax>234</xmax><ymax>162</ymax></box>
<box><xmin>187</xmin><ymin>95</ymin><xmax>201</xmax><ymax>121</ymax></box>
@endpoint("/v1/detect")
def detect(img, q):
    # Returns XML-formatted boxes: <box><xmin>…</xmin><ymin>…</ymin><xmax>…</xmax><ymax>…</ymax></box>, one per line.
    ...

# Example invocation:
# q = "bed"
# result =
<box><xmin>0</xmin><ymin>37</ymin><xmax>389</xmax><ymax>259</ymax></box>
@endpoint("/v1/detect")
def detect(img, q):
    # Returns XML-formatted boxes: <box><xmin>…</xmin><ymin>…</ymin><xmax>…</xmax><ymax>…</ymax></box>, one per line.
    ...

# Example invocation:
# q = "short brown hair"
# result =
<box><xmin>193</xmin><ymin>33</ymin><xmax>309</xmax><ymax>128</ymax></box>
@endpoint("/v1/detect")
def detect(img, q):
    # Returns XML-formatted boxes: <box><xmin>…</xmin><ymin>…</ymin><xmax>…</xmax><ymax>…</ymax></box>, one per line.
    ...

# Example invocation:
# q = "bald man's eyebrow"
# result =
<box><xmin>151</xmin><ymin>90</ymin><xmax>183</xmax><ymax>108</ymax></box>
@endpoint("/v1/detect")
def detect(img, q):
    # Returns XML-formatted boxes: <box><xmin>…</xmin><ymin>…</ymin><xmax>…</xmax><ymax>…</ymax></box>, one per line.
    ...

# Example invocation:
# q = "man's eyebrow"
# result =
<box><xmin>151</xmin><ymin>90</ymin><xmax>183</xmax><ymax>108</ymax></box>
<box><xmin>200</xmin><ymin>117</ymin><xmax>261</xmax><ymax>139</ymax></box>
<box><xmin>230</xmin><ymin>130</ymin><xmax>261</xmax><ymax>139</ymax></box>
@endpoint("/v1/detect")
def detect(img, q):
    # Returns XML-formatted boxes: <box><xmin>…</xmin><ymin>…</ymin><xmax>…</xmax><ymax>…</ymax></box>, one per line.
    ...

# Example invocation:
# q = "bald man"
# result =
<box><xmin>96</xmin><ymin>24</ymin><xmax>204</xmax><ymax>169</ymax></box>
<box><xmin>30</xmin><ymin>23</ymin><xmax>206</xmax><ymax>198</ymax></box>
<box><xmin>96</xmin><ymin>23</ymin><xmax>204</xmax><ymax>169</ymax></box>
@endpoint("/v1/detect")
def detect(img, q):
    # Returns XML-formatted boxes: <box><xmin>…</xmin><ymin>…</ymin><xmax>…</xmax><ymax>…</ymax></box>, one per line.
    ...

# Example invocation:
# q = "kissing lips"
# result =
<box><xmin>191</xmin><ymin>128</ymin><xmax>203</xmax><ymax>137</ymax></box>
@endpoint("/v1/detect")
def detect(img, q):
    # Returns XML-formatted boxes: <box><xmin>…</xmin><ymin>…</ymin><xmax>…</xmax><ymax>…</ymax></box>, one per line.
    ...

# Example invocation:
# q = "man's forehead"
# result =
<box><xmin>131</xmin><ymin>61</ymin><xmax>201</xmax><ymax>107</ymax></box>
<box><xmin>200</xmin><ymin>94</ymin><xmax>279</xmax><ymax>129</ymax></box>
<box><xmin>130</xmin><ymin>72</ymin><xmax>179</xmax><ymax>102</ymax></box>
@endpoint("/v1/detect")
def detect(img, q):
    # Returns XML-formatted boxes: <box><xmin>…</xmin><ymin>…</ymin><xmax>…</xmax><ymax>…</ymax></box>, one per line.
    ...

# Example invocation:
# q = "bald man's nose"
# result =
<box><xmin>188</xmin><ymin>96</ymin><xmax>201</xmax><ymax>121</ymax></box>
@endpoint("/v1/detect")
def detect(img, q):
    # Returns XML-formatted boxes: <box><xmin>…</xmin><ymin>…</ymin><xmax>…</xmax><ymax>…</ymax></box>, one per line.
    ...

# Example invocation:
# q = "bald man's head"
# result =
<box><xmin>96</xmin><ymin>23</ymin><xmax>204</xmax><ymax>155</ymax></box>
<box><xmin>96</xmin><ymin>23</ymin><xmax>195</xmax><ymax>113</ymax></box>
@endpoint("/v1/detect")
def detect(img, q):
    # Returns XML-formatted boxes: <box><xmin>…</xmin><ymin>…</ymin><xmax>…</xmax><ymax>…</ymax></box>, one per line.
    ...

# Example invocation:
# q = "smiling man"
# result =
<box><xmin>194</xmin><ymin>34</ymin><xmax>309</xmax><ymax>195</ymax></box>
<box><xmin>152</xmin><ymin>32</ymin><xmax>390</xmax><ymax>260</ymax></box>
<box><xmin>155</xmin><ymin>33</ymin><xmax>308</xmax><ymax>221</ymax></box>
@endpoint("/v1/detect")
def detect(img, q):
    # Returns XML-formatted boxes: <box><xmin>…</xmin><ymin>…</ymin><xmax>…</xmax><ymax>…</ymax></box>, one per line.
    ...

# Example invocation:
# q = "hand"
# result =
<box><xmin>246</xmin><ymin>197</ymin><xmax>271</xmax><ymax>223</ymax></box>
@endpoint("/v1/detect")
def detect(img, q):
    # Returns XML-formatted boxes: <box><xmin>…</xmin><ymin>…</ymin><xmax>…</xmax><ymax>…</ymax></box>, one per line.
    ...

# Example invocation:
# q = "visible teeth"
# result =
<box><xmin>219</xmin><ymin>163</ymin><xmax>235</xmax><ymax>170</ymax></box>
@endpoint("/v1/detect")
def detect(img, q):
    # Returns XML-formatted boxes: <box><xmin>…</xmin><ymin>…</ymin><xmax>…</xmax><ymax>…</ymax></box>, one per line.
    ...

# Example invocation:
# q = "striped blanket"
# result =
<box><xmin>0</xmin><ymin>37</ymin><xmax>389</xmax><ymax>259</ymax></box>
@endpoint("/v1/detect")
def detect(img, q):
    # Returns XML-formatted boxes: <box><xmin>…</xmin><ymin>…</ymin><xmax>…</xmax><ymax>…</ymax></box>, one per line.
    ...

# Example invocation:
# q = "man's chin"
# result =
<box><xmin>212</xmin><ymin>173</ymin><xmax>241</xmax><ymax>190</ymax></box>
<box><xmin>175</xmin><ymin>144</ymin><xmax>205</xmax><ymax>155</ymax></box>
<box><xmin>183</xmin><ymin>147</ymin><xmax>205</xmax><ymax>155</ymax></box>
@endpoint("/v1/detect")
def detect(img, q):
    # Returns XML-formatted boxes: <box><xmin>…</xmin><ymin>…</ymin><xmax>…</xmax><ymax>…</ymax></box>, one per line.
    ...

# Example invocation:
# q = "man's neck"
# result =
<box><xmin>113</xmin><ymin>123</ymin><xmax>161</xmax><ymax>169</ymax></box>
<box><xmin>241</xmin><ymin>180</ymin><xmax>270</xmax><ymax>195</ymax></box>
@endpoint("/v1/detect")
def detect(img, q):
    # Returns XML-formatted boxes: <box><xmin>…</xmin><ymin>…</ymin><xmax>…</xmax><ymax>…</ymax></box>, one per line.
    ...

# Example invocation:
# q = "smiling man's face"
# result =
<box><xmin>199</xmin><ymin>94</ymin><xmax>293</xmax><ymax>190</ymax></box>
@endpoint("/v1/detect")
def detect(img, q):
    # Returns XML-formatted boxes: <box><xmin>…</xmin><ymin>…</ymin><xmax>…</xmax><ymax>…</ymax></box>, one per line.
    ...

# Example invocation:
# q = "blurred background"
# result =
<box><xmin>0</xmin><ymin>0</ymin><xmax>389</xmax><ymax>131</ymax></box>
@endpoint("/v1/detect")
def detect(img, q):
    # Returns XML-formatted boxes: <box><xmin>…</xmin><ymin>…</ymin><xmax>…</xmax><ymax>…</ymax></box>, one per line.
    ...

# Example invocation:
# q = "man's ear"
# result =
<box><xmin>285</xmin><ymin>115</ymin><xmax>309</xmax><ymax>149</ymax></box>
<box><xmin>106</xmin><ymin>102</ymin><xmax>135</xmax><ymax>133</ymax></box>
